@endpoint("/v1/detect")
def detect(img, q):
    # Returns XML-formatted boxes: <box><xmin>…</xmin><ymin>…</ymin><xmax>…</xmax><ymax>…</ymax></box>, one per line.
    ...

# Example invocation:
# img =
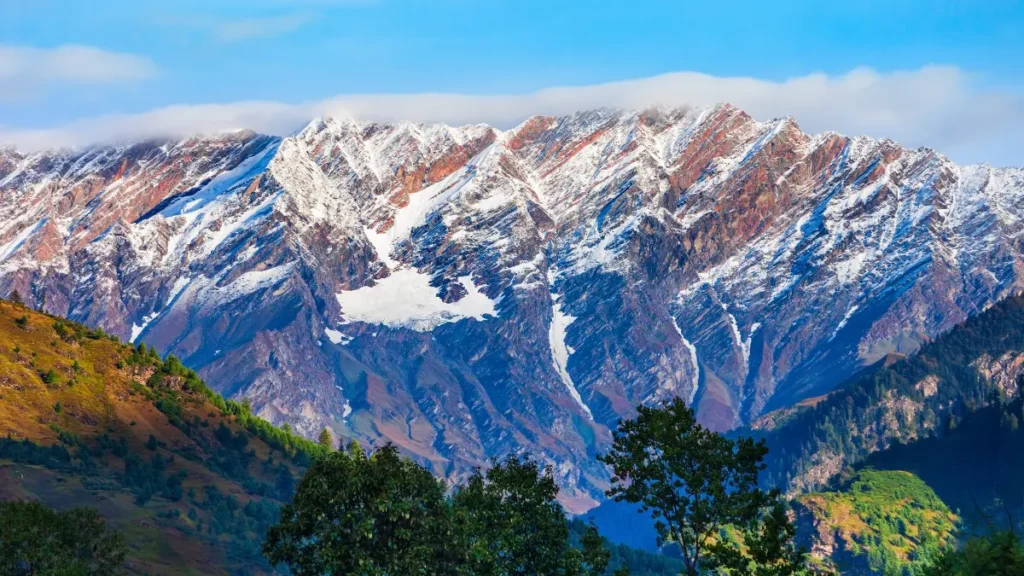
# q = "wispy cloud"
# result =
<box><xmin>215</xmin><ymin>13</ymin><xmax>312</xmax><ymax>42</ymax></box>
<box><xmin>0</xmin><ymin>45</ymin><xmax>156</xmax><ymax>100</ymax></box>
<box><xmin>2</xmin><ymin>66</ymin><xmax>1022</xmax><ymax>166</ymax></box>
<box><xmin>162</xmin><ymin>11</ymin><xmax>313</xmax><ymax>43</ymax></box>
<box><xmin>157</xmin><ymin>0</ymin><xmax>373</xmax><ymax>42</ymax></box>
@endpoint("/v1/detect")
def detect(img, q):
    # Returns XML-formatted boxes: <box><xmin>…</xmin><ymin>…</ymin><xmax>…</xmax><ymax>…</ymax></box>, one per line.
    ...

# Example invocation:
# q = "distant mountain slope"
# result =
<box><xmin>753</xmin><ymin>294</ymin><xmax>1024</xmax><ymax>494</ymax></box>
<box><xmin>2</xmin><ymin>106</ymin><xmax>1023</xmax><ymax>504</ymax></box>
<box><xmin>0</xmin><ymin>297</ymin><xmax>327</xmax><ymax>574</ymax></box>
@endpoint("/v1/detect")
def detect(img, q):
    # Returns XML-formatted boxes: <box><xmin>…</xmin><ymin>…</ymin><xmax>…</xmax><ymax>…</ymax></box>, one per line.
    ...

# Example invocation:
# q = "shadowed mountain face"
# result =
<box><xmin>2</xmin><ymin>105</ymin><xmax>1023</xmax><ymax>507</ymax></box>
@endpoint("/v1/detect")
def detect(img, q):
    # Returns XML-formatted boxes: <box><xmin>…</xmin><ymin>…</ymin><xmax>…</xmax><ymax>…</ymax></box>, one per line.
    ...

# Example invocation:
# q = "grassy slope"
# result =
<box><xmin>796</xmin><ymin>469</ymin><xmax>958</xmax><ymax>575</ymax></box>
<box><xmin>0</xmin><ymin>299</ymin><xmax>327</xmax><ymax>575</ymax></box>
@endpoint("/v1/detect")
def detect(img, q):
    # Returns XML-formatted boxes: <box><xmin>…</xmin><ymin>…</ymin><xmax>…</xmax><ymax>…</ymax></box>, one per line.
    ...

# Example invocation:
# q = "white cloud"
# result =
<box><xmin>0</xmin><ymin>101</ymin><xmax>308</xmax><ymax>151</ymax></box>
<box><xmin>1</xmin><ymin>66</ymin><xmax>1021</xmax><ymax>166</ymax></box>
<box><xmin>215</xmin><ymin>14</ymin><xmax>312</xmax><ymax>41</ymax></box>
<box><xmin>0</xmin><ymin>45</ymin><xmax>156</xmax><ymax>98</ymax></box>
<box><xmin>161</xmin><ymin>12</ymin><xmax>313</xmax><ymax>42</ymax></box>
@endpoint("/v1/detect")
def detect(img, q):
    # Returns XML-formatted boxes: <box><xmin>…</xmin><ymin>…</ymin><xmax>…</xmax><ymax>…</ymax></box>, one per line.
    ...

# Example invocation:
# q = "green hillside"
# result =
<box><xmin>745</xmin><ymin>295</ymin><xmax>1024</xmax><ymax>574</ymax></box>
<box><xmin>864</xmin><ymin>393</ymin><xmax>1024</xmax><ymax>531</ymax></box>
<box><xmin>795</xmin><ymin>469</ymin><xmax>958</xmax><ymax>575</ymax></box>
<box><xmin>0</xmin><ymin>297</ymin><xmax>328</xmax><ymax>574</ymax></box>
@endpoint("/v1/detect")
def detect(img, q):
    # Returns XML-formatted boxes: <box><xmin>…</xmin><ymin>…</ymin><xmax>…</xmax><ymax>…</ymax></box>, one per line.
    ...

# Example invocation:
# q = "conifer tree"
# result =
<box><xmin>317</xmin><ymin>428</ymin><xmax>334</xmax><ymax>450</ymax></box>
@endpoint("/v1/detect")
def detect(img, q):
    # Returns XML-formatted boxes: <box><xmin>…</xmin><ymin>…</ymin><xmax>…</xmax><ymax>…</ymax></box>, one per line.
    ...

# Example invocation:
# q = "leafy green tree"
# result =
<box><xmin>39</xmin><ymin>369</ymin><xmax>58</xmax><ymax>386</ymax></box>
<box><xmin>599</xmin><ymin>398</ymin><xmax>807</xmax><ymax>576</ymax></box>
<box><xmin>317</xmin><ymin>427</ymin><xmax>334</xmax><ymax>450</ymax></box>
<box><xmin>263</xmin><ymin>443</ymin><xmax>456</xmax><ymax>575</ymax></box>
<box><xmin>576</xmin><ymin>521</ymin><xmax>614</xmax><ymax>576</ymax></box>
<box><xmin>264</xmin><ymin>446</ymin><xmax>613</xmax><ymax>575</ymax></box>
<box><xmin>452</xmin><ymin>456</ymin><xmax>609</xmax><ymax>576</ymax></box>
<box><xmin>922</xmin><ymin>531</ymin><xmax>1024</xmax><ymax>576</ymax></box>
<box><xmin>705</xmin><ymin>501</ymin><xmax>811</xmax><ymax>576</ymax></box>
<box><xmin>0</xmin><ymin>500</ymin><xmax>127</xmax><ymax>575</ymax></box>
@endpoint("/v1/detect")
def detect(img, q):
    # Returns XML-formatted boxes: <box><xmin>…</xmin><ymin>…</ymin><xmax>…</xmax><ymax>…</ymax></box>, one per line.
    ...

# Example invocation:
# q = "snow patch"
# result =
<box><xmin>161</xmin><ymin>141</ymin><xmax>279</xmax><ymax>218</ymax></box>
<box><xmin>167</xmin><ymin>276</ymin><xmax>191</xmax><ymax>306</ymax></box>
<box><xmin>331</xmin><ymin>383</ymin><xmax>354</xmax><ymax>419</ymax></box>
<box><xmin>324</xmin><ymin>327</ymin><xmax>351</xmax><ymax>345</ymax></box>
<box><xmin>335</xmin><ymin>272</ymin><xmax>497</xmax><ymax>331</ymax></box>
<box><xmin>129</xmin><ymin>275</ymin><xmax>193</xmax><ymax>343</ymax></box>
<box><xmin>671</xmin><ymin>317</ymin><xmax>701</xmax><ymax>406</ymax></box>
<box><xmin>725</xmin><ymin>310</ymin><xmax>758</xmax><ymax>370</ymax></box>
<box><xmin>199</xmin><ymin>191</ymin><xmax>281</xmax><ymax>259</ymax></box>
<box><xmin>833</xmin><ymin>251</ymin><xmax>869</xmax><ymax>285</ymax></box>
<box><xmin>829</xmin><ymin>305</ymin><xmax>860</xmax><ymax>341</ymax></box>
<box><xmin>364</xmin><ymin>226</ymin><xmax>399</xmax><ymax>269</ymax></box>
<box><xmin>130</xmin><ymin>312</ymin><xmax>158</xmax><ymax>344</ymax></box>
<box><xmin>549</xmin><ymin>291</ymin><xmax>591</xmax><ymax>419</ymax></box>
<box><xmin>0</xmin><ymin>219</ymin><xmax>44</xmax><ymax>263</ymax></box>
<box><xmin>206</xmin><ymin>262</ymin><xmax>295</xmax><ymax>305</ymax></box>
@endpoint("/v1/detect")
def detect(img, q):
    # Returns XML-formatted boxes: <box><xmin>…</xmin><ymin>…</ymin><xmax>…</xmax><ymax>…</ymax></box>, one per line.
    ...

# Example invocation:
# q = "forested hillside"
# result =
<box><xmin>0</xmin><ymin>296</ymin><xmax>329</xmax><ymax>574</ymax></box>
<box><xmin>794</xmin><ymin>469</ymin><xmax>958</xmax><ymax>575</ymax></box>
<box><xmin>752</xmin><ymin>295</ymin><xmax>1024</xmax><ymax>494</ymax></box>
<box><xmin>864</xmin><ymin>393</ymin><xmax>1024</xmax><ymax>530</ymax></box>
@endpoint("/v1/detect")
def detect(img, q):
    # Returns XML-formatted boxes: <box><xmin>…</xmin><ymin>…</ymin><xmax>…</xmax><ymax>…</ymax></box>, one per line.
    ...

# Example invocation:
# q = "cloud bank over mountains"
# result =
<box><xmin>1</xmin><ymin>63</ymin><xmax>1021</xmax><ymax>166</ymax></box>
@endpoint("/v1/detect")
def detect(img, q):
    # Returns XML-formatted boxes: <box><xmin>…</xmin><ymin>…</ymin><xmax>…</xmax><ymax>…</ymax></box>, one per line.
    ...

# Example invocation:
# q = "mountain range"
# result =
<box><xmin>2</xmin><ymin>104</ymin><xmax>1023</xmax><ymax>508</ymax></box>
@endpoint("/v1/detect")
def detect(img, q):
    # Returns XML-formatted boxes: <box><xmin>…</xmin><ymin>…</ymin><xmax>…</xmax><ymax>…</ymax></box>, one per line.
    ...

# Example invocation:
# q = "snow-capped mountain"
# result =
<box><xmin>2</xmin><ymin>104</ymin><xmax>1022</xmax><ymax>509</ymax></box>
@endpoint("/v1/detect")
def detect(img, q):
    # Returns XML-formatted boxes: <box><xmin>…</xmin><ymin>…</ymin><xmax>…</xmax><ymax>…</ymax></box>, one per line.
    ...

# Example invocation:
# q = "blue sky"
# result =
<box><xmin>1</xmin><ymin>0</ymin><xmax>1023</xmax><ymax>164</ymax></box>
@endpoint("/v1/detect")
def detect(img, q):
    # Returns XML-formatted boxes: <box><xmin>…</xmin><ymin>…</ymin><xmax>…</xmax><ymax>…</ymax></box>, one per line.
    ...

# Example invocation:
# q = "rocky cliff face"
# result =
<box><xmin>2</xmin><ymin>105</ymin><xmax>1022</xmax><ymax>507</ymax></box>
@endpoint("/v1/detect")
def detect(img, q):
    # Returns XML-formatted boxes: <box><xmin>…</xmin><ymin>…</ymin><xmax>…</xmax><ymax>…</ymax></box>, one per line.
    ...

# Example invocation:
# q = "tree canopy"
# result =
<box><xmin>452</xmin><ymin>455</ymin><xmax>609</xmax><ymax>576</ymax></box>
<box><xmin>0</xmin><ymin>500</ymin><xmax>126</xmax><ymax>575</ymax></box>
<box><xmin>264</xmin><ymin>444</ymin><xmax>612</xmax><ymax>575</ymax></box>
<box><xmin>265</xmin><ymin>400</ymin><xmax>813</xmax><ymax>575</ymax></box>
<box><xmin>922</xmin><ymin>531</ymin><xmax>1024</xmax><ymax>576</ymax></box>
<box><xmin>317</xmin><ymin>427</ymin><xmax>334</xmax><ymax>450</ymax></box>
<box><xmin>264</xmin><ymin>443</ymin><xmax>456</xmax><ymax>575</ymax></box>
<box><xmin>599</xmin><ymin>398</ymin><xmax>808</xmax><ymax>576</ymax></box>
